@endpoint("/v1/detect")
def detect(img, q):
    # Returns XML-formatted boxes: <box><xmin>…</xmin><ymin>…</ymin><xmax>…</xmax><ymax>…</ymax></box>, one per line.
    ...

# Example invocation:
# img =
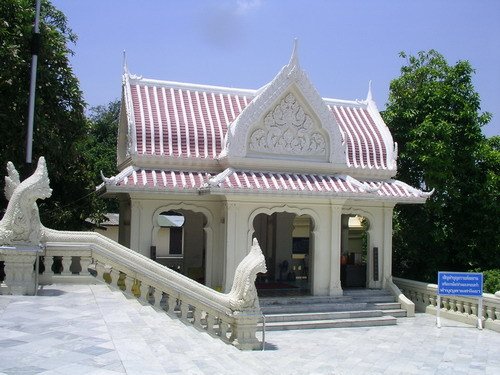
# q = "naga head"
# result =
<box><xmin>228</xmin><ymin>238</ymin><xmax>267</xmax><ymax>311</ymax></box>
<box><xmin>0</xmin><ymin>156</ymin><xmax>52</xmax><ymax>245</ymax></box>
<box><xmin>24</xmin><ymin>157</ymin><xmax>52</xmax><ymax>201</ymax></box>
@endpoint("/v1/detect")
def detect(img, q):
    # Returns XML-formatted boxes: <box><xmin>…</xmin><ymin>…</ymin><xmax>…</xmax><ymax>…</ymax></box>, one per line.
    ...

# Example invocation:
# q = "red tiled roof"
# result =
<box><xmin>106</xmin><ymin>168</ymin><xmax>429</xmax><ymax>202</ymax></box>
<box><xmin>115</xmin><ymin>168</ymin><xmax>211</xmax><ymax>191</ymax></box>
<box><xmin>126</xmin><ymin>80</ymin><xmax>390</xmax><ymax>171</ymax></box>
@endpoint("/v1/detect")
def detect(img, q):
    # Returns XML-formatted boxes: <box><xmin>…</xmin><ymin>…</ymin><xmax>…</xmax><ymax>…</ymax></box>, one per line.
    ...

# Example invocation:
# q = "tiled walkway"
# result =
<box><xmin>0</xmin><ymin>284</ymin><xmax>499</xmax><ymax>374</ymax></box>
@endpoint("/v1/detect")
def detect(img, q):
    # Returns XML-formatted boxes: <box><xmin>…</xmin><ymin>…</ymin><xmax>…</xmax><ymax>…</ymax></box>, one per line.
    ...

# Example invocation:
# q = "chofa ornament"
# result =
<box><xmin>0</xmin><ymin>157</ymin><xmax>52</xmax><ymax>246</ymax></box>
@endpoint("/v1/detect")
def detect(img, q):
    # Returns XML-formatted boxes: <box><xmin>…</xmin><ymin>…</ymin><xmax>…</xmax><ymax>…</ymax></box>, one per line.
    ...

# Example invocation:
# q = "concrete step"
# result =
<box><xmin>259</xmin><ymin>315</ymin><xmax>398</xmax><ymax>331</ymax></box>
<box><xmin>381</xmin><ymin>309</ymin><xmax>407</xmax><ymax>318</ymax></box>
<box><xmin>259</xmin><ymin>289</ymin><xmax>406</xmax><ymax>331</ymax></box>
<box><xmin>261</xmin><ymin>301</ymin><xmax>369</xmax><ymax>314</ymax></box>
<box><xmin>264</xmin><ymin>309</ymin><xmax>384</xmax><ymax>323</ymax></box>
<box><xmin>372</xmin><ymin>302</ymin><xmax>402</xmax><ymax>310</ymax></box>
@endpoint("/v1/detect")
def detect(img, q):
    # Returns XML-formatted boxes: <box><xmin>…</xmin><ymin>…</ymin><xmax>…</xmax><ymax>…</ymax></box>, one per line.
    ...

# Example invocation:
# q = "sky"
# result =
<box><xmin>52</xmin><ymin>0</ymin><xmax>500</xmax><ymax>137</ymax></box>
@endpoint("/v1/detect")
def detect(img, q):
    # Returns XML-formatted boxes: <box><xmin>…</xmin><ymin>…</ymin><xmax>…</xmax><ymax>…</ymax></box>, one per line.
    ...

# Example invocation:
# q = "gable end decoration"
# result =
<box><xmin>248</xmin><ymin>92</ymin><xmax>327</xmax><ymax>158</ymax></box>
<box><xmin>222</xmin><ymin>40</ymin><xmax>345</xmax><ymax>168</ymax></box>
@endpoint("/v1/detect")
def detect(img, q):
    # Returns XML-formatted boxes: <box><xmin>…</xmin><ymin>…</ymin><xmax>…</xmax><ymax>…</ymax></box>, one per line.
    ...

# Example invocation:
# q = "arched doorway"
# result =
<box><xmin>252</xmin><ymin>212</ymin><xmax>313</xmax><ymax>296</ymax></box>
<box><xmin>152</xmin><ymin>209</ymin><xmax>207</xmax><ymax>284</ymax></box>
<box><xmin>340</xmin><ymin>214</ymin><xmax>369</xmax><ymax>288</ymax></box>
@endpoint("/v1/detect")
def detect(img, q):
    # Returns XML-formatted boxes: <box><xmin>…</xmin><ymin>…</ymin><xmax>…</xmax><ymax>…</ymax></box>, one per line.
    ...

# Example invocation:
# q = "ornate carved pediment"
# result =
<box><xmin>222</xmin><ymin>40</ymin><xmax>346</xmax><ymax>169</ymax></box>
<box><xmin>248</xmin><ymin>92</ymin><xmax>327</xmax><ymax>159</ymax></box>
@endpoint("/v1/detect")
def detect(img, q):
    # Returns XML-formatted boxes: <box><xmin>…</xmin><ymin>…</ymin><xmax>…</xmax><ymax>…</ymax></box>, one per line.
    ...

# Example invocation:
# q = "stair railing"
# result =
<box><xmin>42</xmin><ymin>229</ymin><xmax>266</xmax><ymax>350</ymax></box>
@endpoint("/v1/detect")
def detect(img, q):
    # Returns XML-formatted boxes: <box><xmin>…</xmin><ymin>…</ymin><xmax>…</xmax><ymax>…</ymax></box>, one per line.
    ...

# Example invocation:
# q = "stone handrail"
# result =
<box><xmin>393</xmin><ymin>277</ymin><xmax>500</xmax><ymax>333</ymax></box>
<box><xmin>39</xmin><ymin>228</ymin><xmax>266</xmax><ymax>350</ymax></box>
<box><xmin>385</xmin><ymin>277</ymin><xmax>415</xmax><ymax>317</ymax></box>
<box><xmin>0</xmin><ymin>157</ymin><xmax>266</xmax><ymax>350</ymax></box>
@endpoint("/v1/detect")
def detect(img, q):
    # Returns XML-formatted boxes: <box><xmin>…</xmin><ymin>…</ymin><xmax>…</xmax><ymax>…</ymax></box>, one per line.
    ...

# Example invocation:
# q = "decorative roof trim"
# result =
<box><xmin>206</xmin><ymin>167</ymin><xmax>235</xmax><ymax>188</ymax></box>
<box><xmin>390</xmin><ymin>180</ymin><xmax>435</xmax><ymax>198</ymax></box>
<box><xmin>127</xmin><ymin>76</ymin><xmax>256</xmax><ymax>97</ymax></box>
<box><xmin>337</xmin><ymin>174</ymin><xmax>381</xmax><ymax>193</ymax></box>
<box><xmin>122</xmin><ymin>73</ymin><xmax>138</xmax><ymax>155</ymax></box>
<box><xmin>362</xmin><ymin>81</ymin><xmax>397</xmax><ymax>172</ymax></box>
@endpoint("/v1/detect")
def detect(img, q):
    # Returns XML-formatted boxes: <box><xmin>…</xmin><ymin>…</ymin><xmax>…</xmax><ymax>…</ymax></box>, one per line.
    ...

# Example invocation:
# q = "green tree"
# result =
<box><xmin>0</xmin><ymin>0</ymin><xmax>94</xmax><ymax>229</ymax></box>
<box><xmin>81</xmin><ymin>100</ymin><xmax>120</xmax><ymax>223</ymax></box>
<box><xmin>383</xmin><ymin>50</ymin><xmax>499</xmax><ymax>282</ymax></box>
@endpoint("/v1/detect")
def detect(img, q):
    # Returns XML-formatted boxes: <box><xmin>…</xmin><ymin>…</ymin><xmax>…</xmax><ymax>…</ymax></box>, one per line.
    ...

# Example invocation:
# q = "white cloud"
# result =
<box><xmin>235</xmin><ymin>0</ymin><xmax>262</xmax><ymax>16</ymax></box>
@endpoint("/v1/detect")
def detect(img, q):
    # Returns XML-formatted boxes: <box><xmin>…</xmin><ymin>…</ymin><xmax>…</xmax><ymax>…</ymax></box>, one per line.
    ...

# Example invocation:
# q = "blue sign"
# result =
<box><xmin>438</xmin><ymin>272</ymin><xmax>483</xmax><ymax>297</ymax></box>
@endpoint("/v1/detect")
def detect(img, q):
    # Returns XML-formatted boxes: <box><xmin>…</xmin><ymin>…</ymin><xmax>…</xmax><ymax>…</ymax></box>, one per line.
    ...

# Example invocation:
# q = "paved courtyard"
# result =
<box><xmin>0</xmin><ymin>284</ymin><xmax>499</xmax><ymax>375</ymax></box>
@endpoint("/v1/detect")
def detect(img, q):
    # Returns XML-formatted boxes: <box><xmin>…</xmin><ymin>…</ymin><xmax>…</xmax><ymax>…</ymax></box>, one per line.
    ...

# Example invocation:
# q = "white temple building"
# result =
<box><xmin>98</xmin><ymin>43</ymin><xmax>431</xmax><ymax>295</ymax></box>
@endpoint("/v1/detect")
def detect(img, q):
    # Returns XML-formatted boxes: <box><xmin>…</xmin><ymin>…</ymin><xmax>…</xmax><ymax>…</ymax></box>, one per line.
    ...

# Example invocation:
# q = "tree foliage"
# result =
<box><xmin>81</xmin><ymin>100</ymin><xmax>120</xmax><ymax>223</ymax></box>
<box><xmin>0</xmin><ymin>0</ymin><xmax>97</xmax><ymax>229</ymax></box>
<box><xmin>383</xmin><ymin>50</ymin><xmax>499</xmax><ymax>282</ymax></box>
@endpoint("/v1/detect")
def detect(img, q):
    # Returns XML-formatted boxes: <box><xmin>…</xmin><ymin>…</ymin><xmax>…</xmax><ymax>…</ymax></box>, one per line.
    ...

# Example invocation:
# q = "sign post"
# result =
<box><xmin>437</xmin><ymin>272</ymin><xmax>483</xmax><ymax>330</ymax></box>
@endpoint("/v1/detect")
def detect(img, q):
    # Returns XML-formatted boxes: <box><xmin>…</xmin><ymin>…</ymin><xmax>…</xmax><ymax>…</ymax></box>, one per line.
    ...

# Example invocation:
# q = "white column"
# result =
<box><xmin>223</xmin><ymin>202</ymin><xmax>238</xmax><ymax>292</ymax></box>
<box><xmin>382</xmin><ymin>205</ymin><xmax>394</xmax><ymax>287</ymax></box>
<box><xmin>130</xmin><ymin>200</ymin><xmax>143</xmax><ymax>254</ymax></box>
<box><xmin>329</xmin><ymin>203</ymin><xmax>343</xmax><ymax>296</ymax></box>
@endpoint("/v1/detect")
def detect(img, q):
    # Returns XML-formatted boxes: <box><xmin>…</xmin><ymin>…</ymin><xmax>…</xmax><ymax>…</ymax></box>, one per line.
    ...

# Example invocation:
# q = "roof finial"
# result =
<box><xmin>366</xmin><ymin>80</ymin><xmax>373</xmax><ymax>101</ymax></box>
<box><xmin>288</xmin><ymin>38</ymin><xmax>300</xmax><ymax>68</ymax></box>
<box><xmin>123</xmin><ymin>50</ymin><xmax>128</xmax><ymax>75</ymax></box>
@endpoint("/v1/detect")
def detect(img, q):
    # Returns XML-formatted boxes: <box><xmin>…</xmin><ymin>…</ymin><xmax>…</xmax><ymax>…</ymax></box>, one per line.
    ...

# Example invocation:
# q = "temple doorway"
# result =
<box><xmin>340</xmin><ymin>214</ymin><xmax>369</xmax><ymax>288</ymax></box>
<box><xmin>152</xmin><ymin>209</ymin><xmax>207</xmax><ymax>284</ymax></box>
<box><xmin>253</xmin><ymin>212</ymin><xmax>313</xmax><ymax>296</ymax></box>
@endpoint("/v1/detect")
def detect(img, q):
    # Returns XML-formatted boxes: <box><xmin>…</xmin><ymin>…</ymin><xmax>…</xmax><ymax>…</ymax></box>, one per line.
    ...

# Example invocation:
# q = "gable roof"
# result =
<box><xmin>102</xmin><ymin>45</ymin><xmax>432</xmax><ymax>204</ymax></box>
<box><xmin>121</xmin><ymin>73</ymin><xmax>396</xmax><ymax>178</ymax></box>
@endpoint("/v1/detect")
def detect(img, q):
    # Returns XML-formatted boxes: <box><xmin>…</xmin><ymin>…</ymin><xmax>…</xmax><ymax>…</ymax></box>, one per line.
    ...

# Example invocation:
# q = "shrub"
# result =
<box><xmin>483</xmin><ymin>269</ymin><xmax>500</xmax><ymax>294</ymax></box>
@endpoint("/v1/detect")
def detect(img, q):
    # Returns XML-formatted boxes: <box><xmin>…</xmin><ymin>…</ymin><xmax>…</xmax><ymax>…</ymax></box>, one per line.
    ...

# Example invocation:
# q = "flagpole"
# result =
<box><xmin>26</xmin><ymin>0</ymin><xmax>42</xmax><ymax>164</ymax></box>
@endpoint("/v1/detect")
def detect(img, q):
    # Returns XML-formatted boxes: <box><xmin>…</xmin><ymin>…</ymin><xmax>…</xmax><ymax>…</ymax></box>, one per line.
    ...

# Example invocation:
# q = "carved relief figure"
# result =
<box><xmin>0</xmin><ymin>157</ymin><xmax>52</xmax><ymax>245</ymax></box>
<box><xmin>249</xmin><ymin>93</ymin><xmax>326</xmax><ymax>156</ymax></box>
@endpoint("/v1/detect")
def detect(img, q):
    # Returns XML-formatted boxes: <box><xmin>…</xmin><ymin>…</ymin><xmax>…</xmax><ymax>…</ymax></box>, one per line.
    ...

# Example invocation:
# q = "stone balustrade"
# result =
<box><xmin>394</xmin><ymin>277</ymin><xmax>500</xmax><ymax>332</ymax></box>
<box><xmin>0</xmin><ymin>157</ymin><xmax>266</xmax><ymax>349</ymax></box>
<box><xmin>38</xmin><ymin>244</ymin><xmax>94</xmax><ymax>285</ymax></box>
<box><xmin>41</xmin><ymin>230</ymin><xmax>264</xmax><ymax>350</ymax></box>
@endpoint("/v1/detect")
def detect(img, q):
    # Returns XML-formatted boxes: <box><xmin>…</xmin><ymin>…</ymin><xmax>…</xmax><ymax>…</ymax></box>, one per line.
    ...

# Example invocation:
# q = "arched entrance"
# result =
<box><xmin>340</xmin><ymin>214</ymin><xmax>370</xmax><ymax>288</ymax></box>
<box><xmin>152</xmin><ymin>209</ymin><xmax>207</xmax><ymax>284</ymax></box>
<box><xmin>252</xmin><ymin>212</ymin><xmax>314</xmax><ymax>296</ymax></box>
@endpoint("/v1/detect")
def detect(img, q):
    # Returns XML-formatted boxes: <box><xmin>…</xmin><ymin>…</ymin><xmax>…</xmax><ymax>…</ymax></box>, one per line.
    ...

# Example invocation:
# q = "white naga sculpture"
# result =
<box><xmin>227</xmin><ymin>238</ymin><xmax>267</xmax><ymax>311</ymax></box>
<box><xmin>0</xmin><ymin>157</ymin><xmax>52</xmax><ymax>246</ymax></box>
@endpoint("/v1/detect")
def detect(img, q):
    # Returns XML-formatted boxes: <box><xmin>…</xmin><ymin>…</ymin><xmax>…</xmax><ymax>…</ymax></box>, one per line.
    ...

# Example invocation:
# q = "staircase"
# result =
<box><xmin>259</xmin><ymin>289</ymin><xmax>407</xmax><ymax>331</ymax></box>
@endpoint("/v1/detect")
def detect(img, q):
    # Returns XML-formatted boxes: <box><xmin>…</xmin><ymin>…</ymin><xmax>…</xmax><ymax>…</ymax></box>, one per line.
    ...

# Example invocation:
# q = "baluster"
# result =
<box><xmin>44</xmin><ymin>256</ymin><xmax>55</xmax><ymax>276</ymax></box>
<box><xmin>95</xmin><ymin>261</ymin><xmax>106</xmax><ymax>283</ymax></box>
<box><xmin>61</xmin><ymin>256</ymin><xmax>72</xmax><ymax>276</ymax></box>
<box><xmin>206</xmin><ymin>314</ymin><xmax>216</xmax><ymax>335</ymax></box>
<box><xmin>442</xmin><ymin>298</ymin><xmax>450</xmax><ymax>311</ymax></box>
<box><xmin>464</xmin><ymin>301</ymin><xmax>472</xmax><ymax>315</ymax></box>
<box><xmin>494</xmin><ymin>308</ymin><xmax>500</xmax><ymax>322</ymax></box>
<box><xmin>80</xmin><ymin>256</ymin><xmax>92</xmax><ymax>276</ymax></box>
<box><xmin>485</xmin><ymin>306</ymin><xmax>494</xmax><ymax>321</ymax></box>
<box><xmin>429</xmin><ymin>295</ymin><xmax>436</xmax><ymax>308</ymax></box>
<box><xmin>219</xmin><ymin>319</ymin><xmax>230</xmax><ymax>341</ymax></box>
<box><xmin>139</xmin><ymin>281</ymin><xmax>150</xmax><ymax>303</ymax></box>
<box><xmin>471</xmin><ymin>303</ymin><xmax>478</xmax><ymax>317</ymax></box>
<box><xmin>455</xmin><ymin>300</ymin><xmax>464</xmax><ymax>315</ymax></box>
<box><xmin>166</xmin><ymin>295</ymin><xmax>177</xmax><ymax>315</ymax></box>
<box><xmin>109</xmin><ymin>268</ymin><xmax>120</xmax><ymax>288</ymax></box>
<box><xmin>123</xmin><ymin>274</ymin><xmax>134</xmax><ymax>295</ymax></box>
<box><xmin>192</xmin><ymin>307</ymin><xmax>204</xmax><ymax>329</ymax></box>
<box><xmin>449</xmin><ymin>299</ymin><xmax>456</xmax><ymax>313</ymax></box>
<box><xmin>153</xmin><ymin>288</ymin><xmax>164</xmax><ymax>309</ymax></box>
<box><xmin>179</xmin><ymin>300</ymin><xmax>189</xmax><ymax>321</ymax></box>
